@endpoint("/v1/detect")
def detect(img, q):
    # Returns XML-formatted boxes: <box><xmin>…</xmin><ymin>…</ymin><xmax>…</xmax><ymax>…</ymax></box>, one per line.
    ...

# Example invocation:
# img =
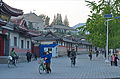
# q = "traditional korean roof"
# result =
<box><xmin>32</xmin><ymin>31</ymin><xmax>60</xmax><ymax>41</ymax></box>
<box><xmin>46</xmin><ymin>25</ymin><xmax>76</xmax><ymax>30</ymax></box>
<box><xmin>32</xmin><ymin>31</ymin><xmax>92</xmax><ymax>45</ymax></box>
<box><xmin>0</xmin><ymin>0</ymin><xmax>23</xmax><ymax>26</ymax></box>
<box><xmin>11</xmin><ymin>17</ymin><xmax>28</xmax><ymax>31</ymax></box>
<box><xmin>80</xmin><ymin>40</ymin><xmax>92</xmax><ymax>45</ymax></box>
<box><xmin>0</xmin><ymin>1</ymin><xmax>23</xmax><ymax>16</ymax></box>
<box><xmin>27</xmin><ymin>30</ymin><xmax>41</xmax><ymax>37</ymax></box>
<box><xmin>11</xmin><ymin>17</ymin><xmax>41</xmax><ymax>37</ymax></box>
<box><xmin>23</xmin><ymin>13</ymin><xmax>43</xmax><ymax>23</ymax></box>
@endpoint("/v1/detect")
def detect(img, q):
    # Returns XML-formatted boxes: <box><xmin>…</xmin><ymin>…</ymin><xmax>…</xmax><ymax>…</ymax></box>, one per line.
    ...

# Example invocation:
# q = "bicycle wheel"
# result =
<box><xmin>38</xmin><ymin>64</ymin><xmax>44</xmax><ymax>74</ymax></box>
<box><xmin>8</xmin><ymin>60</ymin><xmax>12</xmax><ymax>68</ymax></box>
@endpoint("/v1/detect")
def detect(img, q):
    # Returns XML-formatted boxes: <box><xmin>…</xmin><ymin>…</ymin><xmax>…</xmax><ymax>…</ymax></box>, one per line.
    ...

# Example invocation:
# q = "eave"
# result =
<box><xmin>0</xmin><ymin>1</ymin><xmax>23</xmax><ymax>16</ymax></box>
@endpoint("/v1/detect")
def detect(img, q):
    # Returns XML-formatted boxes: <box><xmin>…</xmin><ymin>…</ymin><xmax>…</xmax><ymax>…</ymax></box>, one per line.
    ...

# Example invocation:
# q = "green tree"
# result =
<box><xmin>45</xmin><ymin>16</ymin><xmax>50</xmax><ymax>26</ymax></box>
<box><xmin>78</xmin><ymin>0</ymin><xmax>120</xmax><ymax>49</ymax></box>
<box><xmin>51</xmin><ymin>15</ymin><xmax>57</xmax><ymax>26</ymax></box>
<box><xmin>56</xmin><ymin>13</ymin><xmax>63</xmax><ymax>25</ymax></box>
<box><xmin>51</xmin><ymin>13</ymin><xmax>63</xmax><ymax>25</ymax></box>
<box><xmin>63</xmin><ymin>15</ymin><xmax>69</xmax><ymax>26</ymax></box>
<box><xmin>39</xmin><ymin>14</ymin><xmax>50</xmax><ymax>26</ymax></box>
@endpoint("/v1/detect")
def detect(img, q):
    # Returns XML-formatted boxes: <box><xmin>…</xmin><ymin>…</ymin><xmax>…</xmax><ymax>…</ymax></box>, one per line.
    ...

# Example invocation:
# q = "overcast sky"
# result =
<box><xmin>3</xmin><ymin>0</ymin><xmax>97</xmax><ymax>26</ymax></box>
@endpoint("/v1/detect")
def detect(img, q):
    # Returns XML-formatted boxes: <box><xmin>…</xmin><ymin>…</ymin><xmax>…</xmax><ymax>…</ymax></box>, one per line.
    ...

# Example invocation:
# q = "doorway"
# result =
<box><xmin>0</xmin><ymin>35</ymin><xmax>4</xmax><ymax>56</ymax></box>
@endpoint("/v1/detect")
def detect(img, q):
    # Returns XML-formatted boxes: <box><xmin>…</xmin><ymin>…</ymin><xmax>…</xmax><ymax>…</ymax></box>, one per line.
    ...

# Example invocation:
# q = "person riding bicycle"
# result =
<box><xmin>10</xmin><ymin>48</ymin><xmax>17</xmax><ymax>65</ymax></box>
<box><xmin>41</xmin><ymin>51</ymin><xmax>52</xmax><ymax>73</ymax></box>
<box><xmin>70</xmin><ymin>49</ymin><xmax>77</xmax><ymax>66</ymax></box>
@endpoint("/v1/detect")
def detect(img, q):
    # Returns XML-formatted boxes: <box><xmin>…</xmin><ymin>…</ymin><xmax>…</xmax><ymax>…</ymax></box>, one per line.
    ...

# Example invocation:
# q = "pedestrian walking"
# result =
<box><xmin>111</xmin><ymin>54</ymin><xmax>115</xmax><ymax>66</ymax></box>
<box><xmin>88</xmin><ymin>49</ymin><xmax>92</xmax><ymax>60</ymax></box>
<box><xmin>96</xmin><ymin>50</ymin><xmax>99</xmax><ymax>57</ymax></box>
<box><xmin>114</xmin><ymin>54</ymin><xmax>119</xmax><ymax>66</ymax></box>
<box><xmin>70</xmin><ymin>49</ymin><xmax>77</xmax><ymax>66</ymax></box>
<box><xmin>26</xmin><ymin>51</ymin><xmax>32</xmax><ymax>63</ymax></box>
<box><xmin>67</xmin><ymin>49</ymin><xmax>71</xmax><ymax>57</ymax></box>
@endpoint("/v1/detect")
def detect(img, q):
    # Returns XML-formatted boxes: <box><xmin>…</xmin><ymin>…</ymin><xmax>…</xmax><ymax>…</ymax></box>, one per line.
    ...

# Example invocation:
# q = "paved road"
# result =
<box><xmin>0</xmin><ymin>54</ymin><xmax>120</xmax><ymax>79</ymax></box>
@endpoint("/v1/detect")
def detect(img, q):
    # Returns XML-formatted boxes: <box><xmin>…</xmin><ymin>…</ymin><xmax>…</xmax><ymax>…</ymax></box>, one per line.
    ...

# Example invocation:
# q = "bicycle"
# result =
<box><xmin>8</xmin><ymin>56</ymin><xmax>19</xmax><ymax>68</ymax></box>
<box><xmin>38</xmin><ymin>58</ymin><xmax>47</xmax><ymax>74</ymax></box>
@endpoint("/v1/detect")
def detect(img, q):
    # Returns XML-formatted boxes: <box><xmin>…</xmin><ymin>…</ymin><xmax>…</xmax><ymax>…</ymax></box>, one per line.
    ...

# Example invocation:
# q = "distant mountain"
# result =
<box><xmin>72</xmin><ymin>23</ymin><xmax>85</xmax><ymax>29</ymax></box>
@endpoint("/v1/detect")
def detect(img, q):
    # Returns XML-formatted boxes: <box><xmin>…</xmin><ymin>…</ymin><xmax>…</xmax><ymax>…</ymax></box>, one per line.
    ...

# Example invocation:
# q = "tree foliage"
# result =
<box><xmin>51</xmin><ymin>13</ymin><xmax>70</xmax><ymax>26</ymax></box>
<box><xmin>39</xmin><ymin>14</ymin><xmax>50</xmax><ymax>26</ymax></box>
<box><xmin>78</xmin><ymin>0</ymin><xmax>120</xmax><ymax>49</ymax></box>
<box><xmin>63</xmin><ymin>15</ymin><xmax>69</xmax><ymax>26</ymax></box>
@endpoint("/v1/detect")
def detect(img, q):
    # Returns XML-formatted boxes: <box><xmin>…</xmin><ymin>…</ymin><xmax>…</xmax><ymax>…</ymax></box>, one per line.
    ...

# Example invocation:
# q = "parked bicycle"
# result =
<box><xmin>8</xmin><ymin>56</ymin><xmax>19</xmax><ymax>68</ymax></box>
<box><xmin>38</xmin><ymin>58</ymin><xmax>47</xmax><ymax>74</ymax></box>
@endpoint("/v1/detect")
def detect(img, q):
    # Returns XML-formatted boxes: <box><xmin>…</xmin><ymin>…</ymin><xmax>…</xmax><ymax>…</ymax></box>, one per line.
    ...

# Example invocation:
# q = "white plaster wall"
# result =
<box><xmin>10</xmin><ymin>32</ymin><xmax>19</xmax><ymax>47</ymax></box>
<box><xmin>10</xmin><ymin>32</ymin><xmax>31</xmax><ymax>49</ymax></box>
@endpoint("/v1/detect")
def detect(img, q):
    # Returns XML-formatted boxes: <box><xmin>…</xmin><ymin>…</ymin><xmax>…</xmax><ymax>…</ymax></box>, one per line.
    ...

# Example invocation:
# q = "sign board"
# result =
<box><xmin>104</xmin><ymin>14</ymin><xmax>112</xmax><ymax>18</ymax></box>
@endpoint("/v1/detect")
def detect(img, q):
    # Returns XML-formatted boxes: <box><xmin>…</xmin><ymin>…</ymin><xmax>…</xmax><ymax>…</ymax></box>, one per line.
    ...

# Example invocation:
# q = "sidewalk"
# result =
<box><xmin>0</xmin><ymin>54</ymin><xmax>120</xmax><ymax>79</ymax></box>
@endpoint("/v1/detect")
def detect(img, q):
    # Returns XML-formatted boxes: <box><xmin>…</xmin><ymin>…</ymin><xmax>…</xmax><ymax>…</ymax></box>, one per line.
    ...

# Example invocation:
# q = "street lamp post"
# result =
<box><xmin>104</xmin><ymin>14</ymin><xmax>112</xmax><ymax>62</ymax></box>
<box><xmin>105</xmin><ymin>19</ymin><xmax>111</xmax><ymax>62</ymax></box>
<box><xmin>104</xmin><ymin>14</ymin><xmax>120</xmax><ymax>62</ymax></box>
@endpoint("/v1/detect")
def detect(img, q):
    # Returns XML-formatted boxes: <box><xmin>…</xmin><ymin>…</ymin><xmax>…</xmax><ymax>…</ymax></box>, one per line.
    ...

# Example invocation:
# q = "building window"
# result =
<box><xmin>21</xmin><ymin>40</ymin><xmax>24</xmax><ymax>48</ymax></box>
<box><xmin>14</xmin><ymin>37</ymin><xmax>17</xmax><ymax>46</ymax></box>
<box><xmin>27</xmin><ymin>41</ymin><xmax>29</xmax><ymax>49</ymax></box>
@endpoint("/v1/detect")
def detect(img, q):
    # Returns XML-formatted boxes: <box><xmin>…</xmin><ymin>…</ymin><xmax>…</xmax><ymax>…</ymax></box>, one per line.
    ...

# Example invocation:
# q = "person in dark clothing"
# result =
<box><xmin>114</xmin><ymin>54</ymin><xmax>119</xmax><ymax>66</ymax></box>
<box><xmin>89</xmin><ymin>50</ymin><xmax>92</xmax><ymax>60</ymax></box>
<box><xmin>70</xmin><ymin>49</ymin><xmax>77</xmax><ymax>66</ymax></box>
<box><xmin>26</xmin><ymin>51</ymin><xmax>32</xmax><ymax>63</ymax></box>
<box><xmin>67</xmin><ymin>50</ymin><xmax>71</xmax><ymax>57</ymax></box>
<box><xmin>96</xmin><ymin>50</ymin><xmax>99</xmax><ymax>57</ymax></box>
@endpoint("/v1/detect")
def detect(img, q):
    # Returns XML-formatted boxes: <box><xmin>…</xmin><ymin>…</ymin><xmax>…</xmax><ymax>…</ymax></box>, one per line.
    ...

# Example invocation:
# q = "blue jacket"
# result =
<box><xmin>42</xmin><ymin>53</ymin><xmax>52</xmax><ymax>63</ymax></box>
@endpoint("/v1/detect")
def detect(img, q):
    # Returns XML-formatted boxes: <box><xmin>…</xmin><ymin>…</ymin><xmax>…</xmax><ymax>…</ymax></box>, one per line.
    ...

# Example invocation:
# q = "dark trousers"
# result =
<box><xmin>114</xmin><ymin>61</ymin><xmax>118</xmax><ymax>66</ymax></box>
<box><xmin>111</xmin><ymin>61</ymin><xmax>114</xmax><ymax>66</ymax></box>
<box><xmin>46</xmin><ymin>63</ymin><xmax>51</xmax><ymax>73</ymax></box>
<box><xmin>27</xmin><ymin>57</ymin><xmax>31</xmax><ymax>62</ymax></box>
<box><xmin>71</xmin><ymin>57</ymin><xmax>76</xmax><ymax>65</ymax></box>
<box><xmin>89</xmin><ymin>55</ymin><xmax>92</xmax><ymax>60</ymax></box>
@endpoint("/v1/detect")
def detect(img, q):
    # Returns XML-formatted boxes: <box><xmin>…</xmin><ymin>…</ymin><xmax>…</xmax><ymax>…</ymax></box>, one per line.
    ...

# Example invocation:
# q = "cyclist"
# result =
<box><xmin>10</xmin><ymin>48</ymin><xmax>17</xmax><ymax>65</ymax></box>
<box><xmin>42</xmin><ymin>51</ymin><xmax>52</xmax><ymax>73</ymax></box>
<box><xmin>70</xmin><ymin>49</ymin><xmax>77</xmax><ymax>66</ymax></box>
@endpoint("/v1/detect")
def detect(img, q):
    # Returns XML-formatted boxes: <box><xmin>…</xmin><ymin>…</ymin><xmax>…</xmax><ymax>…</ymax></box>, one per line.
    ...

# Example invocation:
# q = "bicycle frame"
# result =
<box><xmin>38</xmin><ymin>58</ymin><xmax>47</xmax><ymax>74</ymax></box>
<box><xmin>8</xmin><ymin>56</ymin><xmax>17</xmax><ymax>68</ymax></box>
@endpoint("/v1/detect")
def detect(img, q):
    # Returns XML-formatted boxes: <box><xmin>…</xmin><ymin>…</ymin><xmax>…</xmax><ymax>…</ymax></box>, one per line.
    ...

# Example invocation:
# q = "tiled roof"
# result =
<box><xmin>0</xmin><ymin>1</ymin><xmax>23</xmax><ymax>16</ymax></box>
<box><xmin>23</xmin><ymin>13</ymin><xmax>44</xmax><ymax>23</ymax></box>
<box><xmin>11</xmin><ymin>17</ymin><xmax>41</xmax><ymax>37</ymax></box>
<box><xmin>46</xmin><ymin>25</ymin><xmax>76</xmax><ymax>30</ymax></box>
